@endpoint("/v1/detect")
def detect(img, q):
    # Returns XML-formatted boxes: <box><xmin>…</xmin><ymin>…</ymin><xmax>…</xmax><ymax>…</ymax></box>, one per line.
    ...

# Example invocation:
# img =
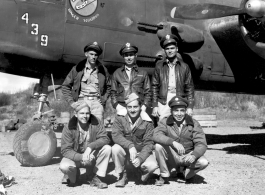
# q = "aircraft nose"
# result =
<box><xmin>245</xmin><ymin>0</ymin><xmax>265</xmax><ymax>18</ymax></box>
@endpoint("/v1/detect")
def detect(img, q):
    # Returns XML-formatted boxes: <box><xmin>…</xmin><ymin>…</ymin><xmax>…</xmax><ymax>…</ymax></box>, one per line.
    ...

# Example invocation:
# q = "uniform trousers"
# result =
<box><xmin>112</xmin><ymin>144</ymin><xmax>159</xmax><ymax>181</ymax></box>
<box><xmin>78</xmin><ymin>98</ymin><xmax>104</xmax><ymax>121</ymax></box>
<box><xmin>157</xmin><ymin>92</ymin><xmax>176</xmax><ymax>121</ymax></box>
<box><xmin>155</xmin><ymin>144</ymin><xmax>209</xmax><ymax>179</ymax></box>
<box><xmin>59</xmin><ymin>145</ymin><xmax>111</xmax><ymax>183</ymax></box>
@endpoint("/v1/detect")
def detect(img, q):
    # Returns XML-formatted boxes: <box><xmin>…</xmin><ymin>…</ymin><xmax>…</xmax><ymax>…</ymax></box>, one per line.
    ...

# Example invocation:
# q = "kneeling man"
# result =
<box><xmin>153</xmin><ymin>96</ymin><xmax>209</xmax><ymax>185</ymax></box>
<box><xmin>112</xmin><ymin>93</ymin><xmax>158</xmax><ymax>187</ymax></box>
<box><xmin>60</xmin><ymin>101</ymin><xmax>111</xmax><ymax>189</ymax></box>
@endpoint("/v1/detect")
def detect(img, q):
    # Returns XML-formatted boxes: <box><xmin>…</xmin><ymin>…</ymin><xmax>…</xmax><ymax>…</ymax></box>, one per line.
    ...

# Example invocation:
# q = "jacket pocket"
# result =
<box><xmin>133</xmin><ymin>128</ymin><xmax>145</xmax><ymax>145</ymax></box>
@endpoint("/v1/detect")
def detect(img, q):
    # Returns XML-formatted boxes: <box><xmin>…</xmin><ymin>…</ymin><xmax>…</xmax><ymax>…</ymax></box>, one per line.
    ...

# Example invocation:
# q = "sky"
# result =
<box><xmin>0</xmin><ymin>73</ymin><xmax>39</xmax><ymax>94</ymax></box>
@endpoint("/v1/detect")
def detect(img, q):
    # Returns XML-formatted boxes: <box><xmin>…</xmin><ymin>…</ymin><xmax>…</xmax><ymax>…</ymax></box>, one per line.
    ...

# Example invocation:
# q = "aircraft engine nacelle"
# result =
<box><xmin>157</xmin><ymin>22</ymin><xmax>204</xmax><ymax>53</ymax></box>
<box><xmin>245</xmin><ymin>0</ymin><xmax>265</xmax><ymax>18</ymax></box>
<box><xmin>239</xmin><ymin>0</ymin><xmax>265</xmax><ymax>60</ymax></box>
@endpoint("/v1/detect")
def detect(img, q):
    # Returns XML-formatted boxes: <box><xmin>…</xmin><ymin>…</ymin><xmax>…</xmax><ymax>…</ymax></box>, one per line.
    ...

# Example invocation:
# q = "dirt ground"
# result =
<box><xmin>1</xmin><ymin>119</ymin><xmax>265</xmax><ymax>195</ymax></box>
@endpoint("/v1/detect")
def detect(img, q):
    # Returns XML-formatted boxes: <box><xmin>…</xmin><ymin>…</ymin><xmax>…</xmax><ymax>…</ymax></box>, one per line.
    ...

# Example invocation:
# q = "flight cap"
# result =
<box><xmin>72</xmin><ymin>101</ymin><xmax>90</xmax><ymax>112</ymax></box>
<box><xmin>125</xmin><ymin>93</ymin><xmax>139</xmax><ymax>105</ymax></box>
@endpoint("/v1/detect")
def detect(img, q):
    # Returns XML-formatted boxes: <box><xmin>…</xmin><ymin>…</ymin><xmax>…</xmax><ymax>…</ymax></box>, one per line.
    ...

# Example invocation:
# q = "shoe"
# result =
<box><xmin>115</xmin><ymin>171</ymin><xmax>128</xmax><ymax>187</ymax></box>
<box><xmin>141</xmin><ymin>171</ymin><xmax>151</xmax><ymax>183</ymax></box>
<box><xmin>61</xmin><ymin>174</ymin><xmax>69</xmax><ymax>184</ymax></box>
<box><xmin>0</xmin><ymin>184</ymin><xmax>7</xmax><ymax>195</ymax></box>
<box><xmin>155</xmin><ymin>176</ymin><xmax>168</xmax><ymax>186</ymax></box>
<box><xmin>90</xmin><ymin>175</ymin><xmax>108</xmax><ymax>189</ymax></box>
<box><xmin>68</xmin><ymin>182</ymin><xmax>79</xmax><ymax>187</ymax></box>
<box><xmin>170</xmin><ymin>168</ymin><xmax>178</xmax><ymax>178</ymax></box>
<box><xmin>0</xmin><ymin>174</ymin><xmax>15</xmax><ymax>188</ymax></box>
<box><xmin>65</xmin><ymin>168</ymin><xmax>80</xmax><ymax>187</ymax></box>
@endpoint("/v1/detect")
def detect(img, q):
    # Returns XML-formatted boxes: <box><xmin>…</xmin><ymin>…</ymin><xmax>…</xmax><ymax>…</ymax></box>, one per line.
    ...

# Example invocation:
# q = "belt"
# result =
<box><xmin>79</xmin><ymin>96</ymin><xmax>99</xmax><ymax>100</ymax></box>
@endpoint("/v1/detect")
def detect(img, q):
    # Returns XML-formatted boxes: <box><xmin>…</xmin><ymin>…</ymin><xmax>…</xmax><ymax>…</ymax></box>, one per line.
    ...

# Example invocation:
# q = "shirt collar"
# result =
<box><xmin>166</xmin><ymin>58</ymin><xmax>179</xmax><ymax>66</ymax></box>
<box><xmin>122</xmin><ymin>64</ymin><xmax>138</xmax><ymax>71</ymax></box>
<box><xmin>126</xmin><ymin>115</ymin><xmax>141</xmax><ymax>128</ymax></box>
<box><xmin>86</xmin><ymin>61</ymin><xmax>98</xmax><ymax>70</ymax></box>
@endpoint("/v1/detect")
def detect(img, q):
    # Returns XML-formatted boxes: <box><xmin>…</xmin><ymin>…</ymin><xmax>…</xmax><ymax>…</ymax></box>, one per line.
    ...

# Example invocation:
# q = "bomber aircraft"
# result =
<box><xmin>1</xmin><ymin>0</ymin><xmax>265</xmax><ymax>166</ymax></box>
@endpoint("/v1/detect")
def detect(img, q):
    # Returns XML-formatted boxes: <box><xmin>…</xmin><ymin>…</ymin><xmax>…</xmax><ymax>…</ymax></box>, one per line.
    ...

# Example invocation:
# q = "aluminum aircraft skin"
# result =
<box><xmin>1</xmin><ymin>0</ymin><xmax>265</xmax><ymax>95</ymax></box>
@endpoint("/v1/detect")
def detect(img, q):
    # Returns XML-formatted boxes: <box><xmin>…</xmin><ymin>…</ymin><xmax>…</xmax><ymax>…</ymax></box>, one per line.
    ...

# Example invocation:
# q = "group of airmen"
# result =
<box><xmin>59</xmin><ymin>34</ymin><xmax>209</xmax><ymax>188</ymax></box>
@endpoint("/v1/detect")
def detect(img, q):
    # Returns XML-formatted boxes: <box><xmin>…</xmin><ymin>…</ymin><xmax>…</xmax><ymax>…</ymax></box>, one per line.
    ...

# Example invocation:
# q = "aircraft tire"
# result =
<box><xmin>13</xmin><ymin>121</ymin><xmax>57</xmax><ymax>167</ymax></box>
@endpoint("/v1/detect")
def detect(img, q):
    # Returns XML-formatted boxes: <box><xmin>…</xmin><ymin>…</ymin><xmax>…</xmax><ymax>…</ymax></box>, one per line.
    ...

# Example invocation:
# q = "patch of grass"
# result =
<box><xmin>0</xmin><ymin>114</ymin><xmax>8</xmax><ymax>120</ymax></box>
<box><xmin>0</xmin><ymin>107</ymin><xmax>7</xmax><ymax>114</ymax></box>
<box><xmin>50</xmin><ymin>100</ymin><xmax>72</xmax><ymax>117</ymax></box>
<box><xmin>0</xmin><ymin>93</ymin><xmax>11</xmax><ymax>107</ymax></box>
<box><xmin>195</xmin><ymin>92</ymin><xmax>265</xmax><ymax>119</ymax></box>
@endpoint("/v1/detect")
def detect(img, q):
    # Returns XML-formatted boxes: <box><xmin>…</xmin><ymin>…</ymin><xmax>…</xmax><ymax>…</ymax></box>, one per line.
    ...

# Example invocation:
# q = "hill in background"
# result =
<box><xmin>1</xmin><ymin>85</ymin><xmax>265</xmax><ymax>125</ymax></box>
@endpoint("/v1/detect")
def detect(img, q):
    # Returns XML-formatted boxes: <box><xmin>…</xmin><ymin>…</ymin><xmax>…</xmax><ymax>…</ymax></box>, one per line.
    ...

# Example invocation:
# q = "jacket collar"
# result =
<box><xmin>68</xmin><ymin>114</ymin><xmax>99</xmax><ymax>130</ymax></box>
<box><xmin>76</xmin><ymin>58</ymin><xmax>102</xmax><ymax>72</ymax></box>
<box><xmin>163</xmin><ymin>59</ymin><xmax>181</xmax><ymax>67</ymax></box>
<box><xmin>166</xmin><ymin>114</ymin><xmax>194</xmax><ymax>127</ymax></box>
<box><xmin>166</xmin><ymin>58</ymin><xmax>180</xmax><ymax>66</ymax></box>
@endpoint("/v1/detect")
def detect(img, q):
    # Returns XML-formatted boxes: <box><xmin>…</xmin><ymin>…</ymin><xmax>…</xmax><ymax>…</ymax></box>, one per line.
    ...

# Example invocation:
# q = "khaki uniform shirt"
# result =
<box><xmin>79</xmin><ymin>61</ymin><xmax>100</xmax><ymax>97</ymax></box>
<box><xmin>167</xmin><ymin>59</ymin><xmax>177</xmax><ymax>94</ymax></box>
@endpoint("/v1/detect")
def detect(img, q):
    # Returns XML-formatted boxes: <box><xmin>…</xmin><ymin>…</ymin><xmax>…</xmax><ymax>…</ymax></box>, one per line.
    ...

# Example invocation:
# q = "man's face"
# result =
<box><xmin>172</xmin><ymin>106</ymin><xmax>186</xmax><ymax>122</ymax></box>
<box><xmin>85</xmin><ymin>50</ymin><xmax>99</xmax><ymax>65</ymax></box>
<box><xmin>126</xmin><ymin>99</ymin><xmax>141</xmax><ymax>118</ymax></box>
<box><xmin>123</xmin><ymin>52</ymin><xmax>137</xmax><ymax>67</ymax></box>
<box><xmin>164</xmin><ymin>44</ymin><xmax>178</xmax><ymax>59</ymax></box>
<box><xmin>75</xmin><ymin>107</ymin><xmax>90</xmax><ymax>124</ymax></box>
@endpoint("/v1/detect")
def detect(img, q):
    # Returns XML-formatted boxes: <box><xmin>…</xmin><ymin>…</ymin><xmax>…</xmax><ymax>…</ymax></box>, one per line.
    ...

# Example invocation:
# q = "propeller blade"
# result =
<box><xmin>171</xmin><ymin>4</ymin><xmax>245</xmax><ymax>20</ymax></box>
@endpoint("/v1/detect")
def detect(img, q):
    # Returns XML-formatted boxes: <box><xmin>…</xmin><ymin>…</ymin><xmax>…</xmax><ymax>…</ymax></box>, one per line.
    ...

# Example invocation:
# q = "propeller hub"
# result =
<box><xmin>245</xmin><ymin>0</ymin><xmax>265</xmax><ymax>18</ymax></box>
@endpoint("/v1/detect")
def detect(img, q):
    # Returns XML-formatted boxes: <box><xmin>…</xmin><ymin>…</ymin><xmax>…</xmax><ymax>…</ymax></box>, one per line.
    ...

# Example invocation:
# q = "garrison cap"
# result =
<box><xmin>71</xmin><ymin>101</ymin><xmax>90</xmax><ymax>112</ymax></box>
<box><xmin>125</xmin><ymin>93</ymin><xmax>139</xmax><ymax>105</ymax></box>
<box><xmin>168</xmin><ymin>96</ymin><xmax>188</xmax><ymax>108</ymax></box>
<box><xmin>119</xmin><ymin>42</ymin><xmax>138</xmax><ymax>56</ymax></box>
<box><xmin>84</xmin><ymin>42</ymin><xmax>103</xmax><ymax>55</ymax></box>
<box><xmin>160</xmin><ymin>34</ymin><xmax>180</xmax><ymax>49</ymax></box>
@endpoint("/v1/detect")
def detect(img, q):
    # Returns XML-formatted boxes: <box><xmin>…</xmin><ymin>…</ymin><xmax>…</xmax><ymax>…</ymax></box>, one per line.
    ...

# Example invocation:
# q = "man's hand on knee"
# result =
<box><xmin>172</xmin><ymin>141</ymin><xmax>185</xmax><ymax>155</ymax></box>
<box><xmin>132</xmin><ymin>158</ymin><xmax>141</xmax><ymax>168</ymax></box>
<box><xmin>129</xmin><ymin>147</ymin><xmax>137</xmax><ymax>162</ymax></box>
<box><xmin>183</xmin><ymin>154</ymin><xmax>196</xmax><ymax>164</ymax></box>
<box><xmin>152</xmin><ymin>107</ymin><xmax>159</xmax><ymax>117</ymax></box>
<box><xmin>186</xmin><ymin>108</ymin><xmax>193</xmax><ymax>116</ymax></box>
<box><xmin>83</xmin><ymin>147</ymin><xmax>92</xmax><ymax>161</ymax></box>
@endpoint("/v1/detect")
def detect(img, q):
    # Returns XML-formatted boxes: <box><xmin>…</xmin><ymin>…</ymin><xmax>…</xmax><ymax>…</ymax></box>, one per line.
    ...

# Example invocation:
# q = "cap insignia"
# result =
<box><xmin>126</xmin><ymin>43</ymin><xmax>131</xmax><ymax>48</ymax></box>
<box><xmin>166</xmin><ymin>35</ymin><xmax>170</xmax><ymax>40</ymax></box>
<box><xmin>93</xmin><ymin>42</ymin><xmax>98</xmax><ymax>45</ymax></box>
<box><xmin>175</xmin><ymin>97</ymin><xmax>179</xmax><ymax>101</ymax></box>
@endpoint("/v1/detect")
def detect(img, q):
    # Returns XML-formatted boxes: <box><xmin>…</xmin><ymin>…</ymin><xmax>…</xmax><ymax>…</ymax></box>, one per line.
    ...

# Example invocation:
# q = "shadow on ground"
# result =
<box><xmin>206</xmin><ymin>133</ymin><xmax>265</xmax><ymax>157</ymax></box>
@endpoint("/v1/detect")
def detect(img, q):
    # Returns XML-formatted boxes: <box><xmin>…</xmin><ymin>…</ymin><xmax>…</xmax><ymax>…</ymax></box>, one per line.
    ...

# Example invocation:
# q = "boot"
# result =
<box><xmin>90</xmin><ymin>175</ymin><xmax>108</xmax><ymax>189</ymax></box>
<box><xmin>115</xmin><ymin>171</ymin><xmax>128</xmax><ymax>187</ymax></box>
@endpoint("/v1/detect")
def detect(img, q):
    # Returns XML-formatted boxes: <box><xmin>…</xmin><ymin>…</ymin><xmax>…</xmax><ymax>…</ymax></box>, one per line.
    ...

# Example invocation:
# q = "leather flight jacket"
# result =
<box><xmin>111</xmin><ymin>64</ymin><xmax>151</xmax><ymax>108</ymax></box>
<box><xmin>152</xmin><ymin>58</ymin><xmax>195</xmax><ymax>108</ymax></box>
<box><xmin>62</xmin><ymin>59</ymin><xmax>111</xmax><ymax>107</ymax></box>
